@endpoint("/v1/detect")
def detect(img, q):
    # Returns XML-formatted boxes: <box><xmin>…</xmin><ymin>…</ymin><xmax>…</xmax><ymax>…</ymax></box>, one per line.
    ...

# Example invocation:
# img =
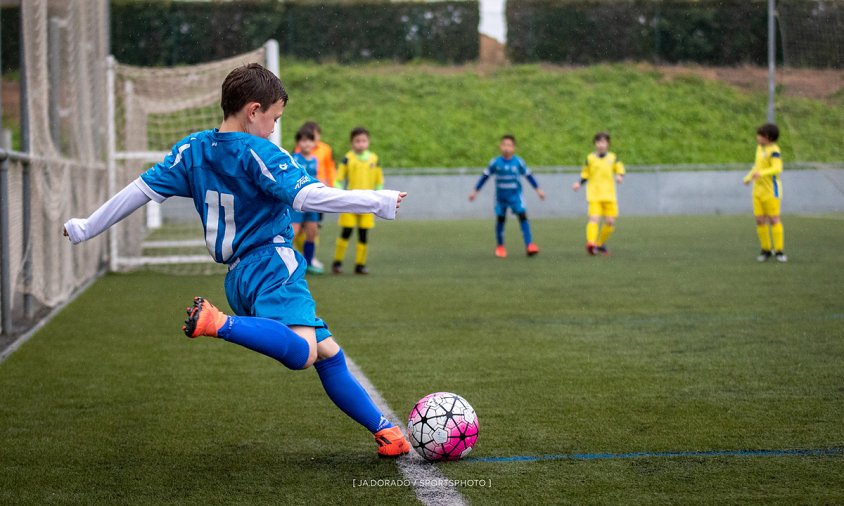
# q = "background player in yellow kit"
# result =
<box><xmin>743</xmin><ymin>123</ymin><xmax>786</xmax><ymax>263</ymax></box>
<box><xmin>572</xmin><ymin>132</ymin><xmax>625</xmax><ymax>256</ymax></box>
<box><xmin>333</xmin><ymin>126</ymin><xmax>384</xmax><ymax>275</ymax></box>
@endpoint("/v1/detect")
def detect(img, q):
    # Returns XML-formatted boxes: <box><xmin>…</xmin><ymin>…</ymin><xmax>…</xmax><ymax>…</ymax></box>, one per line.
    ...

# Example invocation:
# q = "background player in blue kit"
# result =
<box><xmin>468</xmin><ymin>134</ymin><xmax>545</xmax><ymax>258</ymax></box>
<box><xmin>290</xmin><ymin>126</ymin><xmax>323</xmax><ymax>273</ymax></box>
<box><xmin>63</xmin><ymin>63</ymin><xmax>411</xmax><ymax>457</ymax></box>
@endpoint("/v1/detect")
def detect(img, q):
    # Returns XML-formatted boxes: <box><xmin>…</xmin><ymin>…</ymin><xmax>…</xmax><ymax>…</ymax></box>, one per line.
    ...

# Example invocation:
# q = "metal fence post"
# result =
<box><xmin>19</xmin><ymin>7</ymin><xmax>33</xmax><ymax>320</ymax></box>
<box><xmin>0</xmin><ymin>130</ymin><xmax>12</xmax><ymax>336</ymax></box>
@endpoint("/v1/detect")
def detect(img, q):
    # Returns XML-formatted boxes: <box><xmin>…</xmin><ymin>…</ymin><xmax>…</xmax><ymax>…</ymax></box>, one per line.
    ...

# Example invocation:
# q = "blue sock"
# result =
<box><xmin>218</xmin><ymin>316</ymin><xmax>311</xmax><ymax>370</ymax></box>
<box><xmin>520</xmin><ymin>219</ymin><xmax>533</xmax><ymax>245</ymax></box>
<box><xmin>314</xmin><ymin>349</ymin><xmax>392</xmax><ymax>433</ymax></box>
<box><xmin>495</xmin><ymin>220</ymin><xmax>505</xmax><ymax>246</ymax></box>
<box><xmin>303</xmin><ymin>241</ymin><xmax>315</xmax><ymax>266</ymax></box>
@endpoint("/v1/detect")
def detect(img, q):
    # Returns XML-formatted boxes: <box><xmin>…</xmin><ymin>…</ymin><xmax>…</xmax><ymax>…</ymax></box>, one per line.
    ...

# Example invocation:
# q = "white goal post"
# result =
<box><xmin>105</xmin><ymin>40</ymin><xmax>281</xmax><ymax>271</ymax></box>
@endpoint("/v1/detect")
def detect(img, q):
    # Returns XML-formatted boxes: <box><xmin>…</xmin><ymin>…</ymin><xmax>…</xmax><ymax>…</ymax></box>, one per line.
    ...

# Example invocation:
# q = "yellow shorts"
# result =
<box><xmin>753</xmin><ymin>195</ymin><xmax>780</xmax><ymax>217</ymax></box>
<box><xmin>587</xmin><ymin>201</ymin><xmax>618</xmax><ymax>218</ymax></box>
<box><xmin>338</xmin><ymin>213</ymin><xmax>375</xmax><ymax>229</ymax></box>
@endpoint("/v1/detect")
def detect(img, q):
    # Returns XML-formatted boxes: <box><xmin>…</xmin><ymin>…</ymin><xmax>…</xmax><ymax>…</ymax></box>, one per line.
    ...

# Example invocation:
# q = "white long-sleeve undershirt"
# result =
<box><xmin>64</xmin><ymin>179</ymin><xmax>151</xmax><ymax>244</ymax></box>
<box><xmin>64</xmin><ymin>180</ymin><xmax>401</xmax><ymax>245</ymax></box>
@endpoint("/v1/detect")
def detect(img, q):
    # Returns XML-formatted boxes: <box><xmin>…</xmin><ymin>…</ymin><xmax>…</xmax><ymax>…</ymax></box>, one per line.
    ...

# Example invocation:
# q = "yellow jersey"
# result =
<box><xmin>743</xmin><ymin>143</ymin><xmax>783</xmax><ymax>198</ymax></box>
<box><xmin>580</xmin><ymin>151</ymin><xmax>625</xmax><ymax>202</ymax></box>
<box><xmin>335</xmin><ymin>150</ymin><xmax>383</xmax><ymax>191</ymax></box>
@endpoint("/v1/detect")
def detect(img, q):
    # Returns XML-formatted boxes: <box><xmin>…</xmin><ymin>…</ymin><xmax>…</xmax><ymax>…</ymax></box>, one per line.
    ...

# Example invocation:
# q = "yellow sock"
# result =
<box><xmin>355</xmin><ymin>243</ymin><xmax>368</xmax><ymax>266</ymax></box>
<box><xmin>771</xmin><ymin>222</ymin><xmax>784</xmax><ymax>251</ymax></box>
<box><xmin>756</xmin><ymin>224</ymin><xmax>772</xmax><ymax>251</ymax></box>
<box><xmin>334</xmin><ymin>237</ymin><xmax>349</xmax><ymax>263</ymax></box>
<box><xmin>597</xmin><ymin>224</ymin><xmax>614</xmax><ymax>247</ymax></box>
<box><xmin>294</xmin><ymin>232</ymin><xmax>305</xmax><ymax>252</ymax></box>
<box><xmin>586</xmin><ymin>222</ymin><xmax>599</xmax><ymax>244</ymax></box>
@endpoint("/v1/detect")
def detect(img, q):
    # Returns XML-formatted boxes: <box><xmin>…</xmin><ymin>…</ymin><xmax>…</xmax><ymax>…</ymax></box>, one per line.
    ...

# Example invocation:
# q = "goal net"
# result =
<box><xmin>108</xmin><ymin>40</ymin><xmax>280</xmax><ymax>273</ymax></box>
<box><xmin>776</xmin><ymin>0</ymin><xmax>843</xmax><ymax>161</ymax></box>
<box><xmin>2</xmin><ymin>0</ymin><xmax>108</xmax><ymax>337</ymax></box>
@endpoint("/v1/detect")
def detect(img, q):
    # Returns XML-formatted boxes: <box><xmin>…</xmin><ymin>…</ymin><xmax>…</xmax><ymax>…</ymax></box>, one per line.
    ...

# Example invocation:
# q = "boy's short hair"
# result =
<box><xmin>593</xmin><ymin>131</ymin><xmax>611</xmax><ymax>143</ymax></box>
<box><xmin>301</xmin><ymin>121</ymin><xmax>321</xmax><ymax>134</ymax></box>
<box><xmin>757</xmin><ymin>123</ymin><xmax>779</xmax><ymax>142</ymax></box>
<box><xmin>501</xmin><ymin>134</ymin><xmax>516</xmax><ymax>144</ymax></box>
<box><xmin>350</xmin><ymin>126</ymin><xmax>369</xmax><ymax>141</ymax></box>
<box><xmin>220</xmin><ymin>63</ymin><xmax>288</xmax><ymax>119</ymax></box>
<box><xmin>295</xmin><ymin>127</ymin><xmax>316</xmax><ymax>142</ymax></box>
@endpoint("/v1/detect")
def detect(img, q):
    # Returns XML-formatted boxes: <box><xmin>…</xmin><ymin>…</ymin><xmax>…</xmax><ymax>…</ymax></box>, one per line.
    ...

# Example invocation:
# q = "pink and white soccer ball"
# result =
<box><xmin>407</xmin><ymin>392</ymin><xmax>479</xmax><ymax>461</ymax></box>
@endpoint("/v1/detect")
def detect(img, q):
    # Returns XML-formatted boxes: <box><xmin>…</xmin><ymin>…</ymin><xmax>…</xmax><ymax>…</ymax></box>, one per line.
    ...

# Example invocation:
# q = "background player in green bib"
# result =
<box><xmin>63</xmin><ymin>63</ymin><xmax>412</xmax><ymax>457</ymax></box>
<box><xmin>743</xmin><ymin>123</ymin><xmax>786</xmax><ymax>263</ymax></box>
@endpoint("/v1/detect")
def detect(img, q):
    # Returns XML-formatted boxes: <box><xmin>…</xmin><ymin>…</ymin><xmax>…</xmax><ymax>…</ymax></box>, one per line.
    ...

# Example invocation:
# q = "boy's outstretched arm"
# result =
<box><xmin>63</xmin><ymin>180</ymin><xmax>151</xmax><ymax>244</ymax></box>
<box><xmin>293</xmin><ymin>185</ymin><xmax>407</xmax><ymax>220</ymax></box>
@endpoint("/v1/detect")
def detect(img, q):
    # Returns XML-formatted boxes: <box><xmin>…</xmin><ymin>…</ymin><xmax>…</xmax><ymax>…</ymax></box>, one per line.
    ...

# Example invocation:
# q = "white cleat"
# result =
<box><xmin>757</xmin><ymin>250</ymin><xmax>772</xmax><ymax>262</ymax></box>
<box><xmin>775</xmin><ymin>251</ymin><xmax>788</xmax><ymax>263</ymax></box>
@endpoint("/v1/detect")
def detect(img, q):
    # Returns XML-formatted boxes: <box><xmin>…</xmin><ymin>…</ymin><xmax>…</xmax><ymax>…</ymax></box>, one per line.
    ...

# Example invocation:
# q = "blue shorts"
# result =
<box><xmin>290</xmin><ymin>210</ymin><xmax>320</xmax><ymax>224</ymax></box>
<box><xmin>224</xmin><ymin>244</ymin><xmax>332</xmax><ymax>343</ymax></box>
<box><xmin>494</xmin><ymin>194</ymin><xmax>526</xmax><ymax>216</ymax></box>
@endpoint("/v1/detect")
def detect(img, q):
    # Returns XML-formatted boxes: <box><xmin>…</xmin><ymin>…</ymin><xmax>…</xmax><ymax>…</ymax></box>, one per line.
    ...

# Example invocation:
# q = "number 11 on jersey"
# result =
<box><xmin>205</xmin><ymin>190</ymin><xmax>236</xmax><ymax>262</ymax></box>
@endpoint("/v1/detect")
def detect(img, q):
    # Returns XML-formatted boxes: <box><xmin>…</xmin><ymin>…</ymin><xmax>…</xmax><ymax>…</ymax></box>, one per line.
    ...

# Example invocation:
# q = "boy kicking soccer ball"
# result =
<box><xmin>743</xmin><ymin>123</ymin><xmax>786</xmax><ymax>262</ymax></box>
<box><xmin>469</xmin><ymin>134</ymin><xmax>544</xmax><ymax>258</ymax></box>
<box><xmin>572</xmin><ymin>132</ymin><xmax>625</xmax><ymax>256</ymax></box>
<box><xmin>63</xmin><ymin>63</ymin><xmax>411</xmax><ymax>457</ymax></box>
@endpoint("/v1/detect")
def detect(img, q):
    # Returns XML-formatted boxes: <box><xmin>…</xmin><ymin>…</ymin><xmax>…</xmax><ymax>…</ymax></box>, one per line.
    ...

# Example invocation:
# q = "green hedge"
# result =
<box><xmin>112</xmin><ymin>0</ymin><xmax>478</xmax><ymax>66</ymax></box>
<box><xmin>506</xmin><ymin>0</ymin><xmax>773</xmax><ymax>65</ymax></box>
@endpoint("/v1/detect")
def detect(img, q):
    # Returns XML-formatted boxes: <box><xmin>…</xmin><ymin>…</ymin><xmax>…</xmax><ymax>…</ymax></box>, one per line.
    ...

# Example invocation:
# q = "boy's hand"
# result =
<box><xmin>615</xmin><ymin>175</ymin><xmax>624</xmax><ymax>184</ymax></box>
<box><xmin>751</xmin><ymin>171</ymin><xmax>761</xmax><ymax>181</ymax></box>
<box><xmin>571</xmin><ymin>181</ymin><xmax>581</xmax><ymax>192</ymax></box>
<box><xmin>63</xmin><ymin>227</ymin><xmax>69</xmax><ymax>237</ymax></box>
<box><xmin>468</xmin><ymin>190</ymin><xmax>478</xmax><ymax>202</ymax></box>
<box><xmin>536</xmin><ymin>188</ymin><xmax>546</xmax><ymax>200</ymax></box>
<box><xmin>396</xmin><ymin>192</ymin><xmax>408</xmax><ymax>209</ymax></box>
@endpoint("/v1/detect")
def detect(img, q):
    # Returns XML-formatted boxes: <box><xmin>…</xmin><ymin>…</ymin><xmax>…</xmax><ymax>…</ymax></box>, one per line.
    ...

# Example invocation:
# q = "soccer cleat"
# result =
<box><xmin>756</xmin><ymin>250</ymin><xmax>772</xmax><ymax>262</ymax></box>
<box><xmin>182</xmin><ymin>297</ymin><xmax>228</xmax><ymax>338</ymax></box>
<box><xmin>586</xmin><ymin>242</ymin><xmax>597</xmax><ymax>256</ymax></box>
<box><xmin>311</xmin><ymin>258</ymin><xmax>325</xmax><ymax>270</ymax></box>
<box><xmin>596</xmin><ymin>245</ymin><xmax>610</xmax><ymax>256</ymax></box>
<box><xmin>355</xmin><ymin>264</ymin><xmax>369</xmax><ymax>275</ymax></box>
<box><xmin>526</xmin><ymin>243</ymin><xmax>539</xmax><ymax>256</ymax></box>
<box><xmin>306</xmin><ymin>264</ymin><xmax>325</xmax><ymax>275</ymax></box>
<box><xmin>775</xmin><ymin>251</ymin><xmax>788</xmax><ymax>263</ymax></box>
<box><xmin>495</xmin><ymin>245</ymin><xmax>507</xmax><ymax>258</ymax></box>
<box><xmin>332</xmin><ymin>261</ymin><xmax>343</xmax><ymax>274</ymax></box>
<box><xmin>374</xmin><ymin>426</ymin><xmax>411</xmax><ymax>457</ymax></box>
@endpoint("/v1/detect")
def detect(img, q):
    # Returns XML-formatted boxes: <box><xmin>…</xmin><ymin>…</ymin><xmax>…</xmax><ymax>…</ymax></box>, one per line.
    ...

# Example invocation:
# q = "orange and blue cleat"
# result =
<box><xmin>374</xmin><ymin>426</ymin><xmax>411</xmax><ymax>457</ymax></box>
<box><xmin>526</xmin><ymin>243</ymin><xmax>539</xmax><ymax>256</ymax></box>
<box><xmin>495</xmin><ymin>245</ymin><xmax>507</xmax><ymax>258</ymax></box>
<box><xmin>182</xmin><ymin>297</ymin><xmax>228</xmax><ymax>338</ymax></box>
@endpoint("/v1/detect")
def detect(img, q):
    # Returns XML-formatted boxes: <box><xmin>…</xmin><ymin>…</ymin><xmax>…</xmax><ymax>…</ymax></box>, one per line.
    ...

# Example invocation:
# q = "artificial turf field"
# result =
<box><xmin>1</xmin><ymin>215</ymin><xmax>842</xmax><ymax>505</ymax></box>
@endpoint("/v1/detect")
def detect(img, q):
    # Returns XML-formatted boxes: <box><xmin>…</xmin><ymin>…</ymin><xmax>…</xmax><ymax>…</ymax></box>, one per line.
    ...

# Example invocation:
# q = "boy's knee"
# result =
<box><xmin>301</xmin><ymin>343</ymin><xmax>318</xmax><ymax>369</ymax></box>
<box><xmin>605</xmin><ymin>217</ymin><xmax>616</xmax><ymax>226</ymax></box>
<box><xmin>755</xmin><ymin>216</ymin><xmax>766</xmax><ymax>226</ymax></box>
<box><xmin>340</xmin><ymin>227</ymin><xmax>353</xmax><ymax>240</ymax></box>
<box><xmin>769</xmin><ymin>216</ymin><xmax>781</xmax><ymax>225</ymax></box>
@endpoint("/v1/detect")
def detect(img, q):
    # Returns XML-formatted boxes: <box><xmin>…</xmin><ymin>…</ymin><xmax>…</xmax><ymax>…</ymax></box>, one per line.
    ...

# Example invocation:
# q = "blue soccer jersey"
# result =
<box><xmin>476</xmin><ymin>155</ymin><xmax>537</xmax><ymax>201</ymax></box>
<box><xmin>137</xmin><ymin>129</ymin><xmax>320</xmax><ymax>264</ymax></box>
<box><xmin>292</xmin><ymin>152</ymin><xmax>318</xmax><ymax>180</ymax></box>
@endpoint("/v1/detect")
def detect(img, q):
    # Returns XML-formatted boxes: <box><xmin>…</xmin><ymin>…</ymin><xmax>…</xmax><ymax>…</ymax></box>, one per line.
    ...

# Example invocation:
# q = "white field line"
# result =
<box><xmin>345</xmin><ymin>356</ymin><xmax>468</xmax><ymax>506</ymax></box>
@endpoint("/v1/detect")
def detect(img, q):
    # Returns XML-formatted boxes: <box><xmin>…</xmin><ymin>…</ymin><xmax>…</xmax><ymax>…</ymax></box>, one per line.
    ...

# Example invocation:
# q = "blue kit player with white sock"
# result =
<box><xmin>63</xmin><ymin>63</ymin><xmax>411</xmax><ymax>457</ymax></box>
<box><xmin>469</xmin><ymin>134</ymin><xmax>545</xmax><ymax>258</ymax></box>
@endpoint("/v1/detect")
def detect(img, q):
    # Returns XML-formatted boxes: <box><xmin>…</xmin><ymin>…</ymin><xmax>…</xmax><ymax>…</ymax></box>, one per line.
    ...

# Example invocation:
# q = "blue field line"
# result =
<box><xmin>466</xmin><ymin>447</ymin><xmax>844</xmax><ymax>463</ymax></box>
